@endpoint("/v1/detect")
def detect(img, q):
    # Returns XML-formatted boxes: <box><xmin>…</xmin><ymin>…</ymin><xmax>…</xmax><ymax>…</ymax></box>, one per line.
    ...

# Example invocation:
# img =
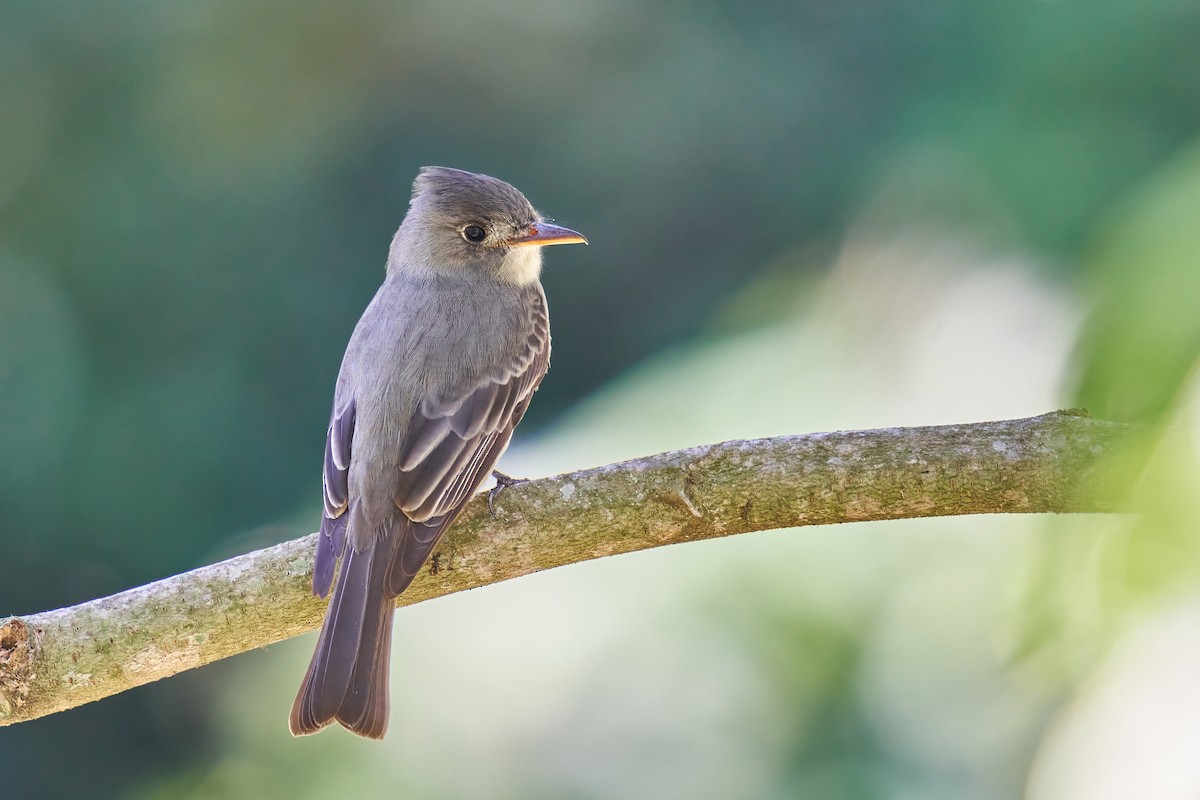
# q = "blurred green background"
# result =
<box><xmin>4</xmin><ymin>1</ymin><xmax>1200</xmax><ymax>797</ymax></box>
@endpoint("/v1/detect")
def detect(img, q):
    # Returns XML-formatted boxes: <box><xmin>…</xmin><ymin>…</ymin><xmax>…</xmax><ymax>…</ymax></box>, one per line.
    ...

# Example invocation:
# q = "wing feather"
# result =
<box><xmin>314</xmin><ymin>399</ymin><xmax>355</xmax><ymax>598</ymax></box>
<box><xmin>394</xmin><ymin>289</ymin><xmax>550</xmax><ymax>525</ymax></box>
<box><xmin>399</xmin><ymin>415</ymin><xmax>450</xmax><ymax>471</ymax></box>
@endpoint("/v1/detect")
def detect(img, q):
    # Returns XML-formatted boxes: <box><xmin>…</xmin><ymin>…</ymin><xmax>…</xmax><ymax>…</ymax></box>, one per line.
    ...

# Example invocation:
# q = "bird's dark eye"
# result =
<box><xmin>462</xmin><ymin>225</ymin><xmax>487</xmax><ymax>243</ymax></box>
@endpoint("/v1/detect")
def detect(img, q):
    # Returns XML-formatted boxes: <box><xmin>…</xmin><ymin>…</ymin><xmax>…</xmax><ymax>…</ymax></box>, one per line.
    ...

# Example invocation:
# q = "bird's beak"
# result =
<box><xmin>508</xmin><ymin>222</ymin><xmax>588</xmax><ymax>247</ymax></box>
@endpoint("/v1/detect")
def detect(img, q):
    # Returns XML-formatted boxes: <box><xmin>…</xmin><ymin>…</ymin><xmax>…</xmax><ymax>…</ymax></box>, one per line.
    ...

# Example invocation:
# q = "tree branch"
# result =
<box><xmin>0</xmin><ymin>412</ymin><xmax>1141</xmax><ymax>726</ymax></box>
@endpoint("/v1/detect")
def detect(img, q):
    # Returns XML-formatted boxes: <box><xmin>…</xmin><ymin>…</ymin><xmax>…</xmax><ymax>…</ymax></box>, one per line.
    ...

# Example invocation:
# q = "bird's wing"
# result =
<box><xmin>387</xmin><ymin>290</ymin><xmax>551</xmax><ymax>594</ymax></box>
<box><xmin>313</xmin><ymin>398</ymin><xmax>356</xmax><ymax>598</ymax></box>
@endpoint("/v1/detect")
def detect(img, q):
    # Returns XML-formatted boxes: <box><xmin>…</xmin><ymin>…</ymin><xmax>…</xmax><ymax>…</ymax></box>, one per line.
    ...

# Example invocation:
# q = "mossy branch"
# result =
<box><xmin>0</xmin><ymin>412</ymin><xmax>1141</xmax><ymax>726</ymax></box>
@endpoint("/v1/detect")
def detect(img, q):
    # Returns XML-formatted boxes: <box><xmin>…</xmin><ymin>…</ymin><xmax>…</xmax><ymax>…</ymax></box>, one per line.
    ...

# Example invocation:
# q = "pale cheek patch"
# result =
<box><xmin>499</xmin><ymin>247</ymin><xmax>544</xmax><ymax>285</ymax></box>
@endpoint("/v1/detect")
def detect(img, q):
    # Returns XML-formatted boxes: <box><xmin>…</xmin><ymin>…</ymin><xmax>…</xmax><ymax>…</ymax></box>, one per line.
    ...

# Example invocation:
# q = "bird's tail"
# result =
<box><xmin>289</xmin><ymin>534</ymin><xmax>399</xmax><ymax>739</ymax></box>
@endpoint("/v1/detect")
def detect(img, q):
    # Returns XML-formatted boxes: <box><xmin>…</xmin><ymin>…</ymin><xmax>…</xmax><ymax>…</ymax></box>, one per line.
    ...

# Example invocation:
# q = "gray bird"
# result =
<box><xmin>290</xmin><ymin>167</ymin><xmax>586</xmax><ymax>739</ymax></box>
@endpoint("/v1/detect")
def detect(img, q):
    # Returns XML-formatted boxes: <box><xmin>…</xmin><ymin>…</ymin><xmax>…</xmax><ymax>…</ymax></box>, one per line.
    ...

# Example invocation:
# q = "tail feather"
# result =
<box><xmin>336</xmin><ymin>596</ymin><xmax>395</xmax><ymax>738</ymax></box>
<box><xmin>290</xmin><ymin>532</ymin><xmax>398</xmax><ymax>739</ymax></box>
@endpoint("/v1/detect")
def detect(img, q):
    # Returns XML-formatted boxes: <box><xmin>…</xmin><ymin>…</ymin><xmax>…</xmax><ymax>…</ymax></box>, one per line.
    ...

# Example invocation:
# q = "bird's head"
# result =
<box><xmin>390</xmin><ymin>166</ymin><xmax>587</xmax><ymax>284</ymax></box>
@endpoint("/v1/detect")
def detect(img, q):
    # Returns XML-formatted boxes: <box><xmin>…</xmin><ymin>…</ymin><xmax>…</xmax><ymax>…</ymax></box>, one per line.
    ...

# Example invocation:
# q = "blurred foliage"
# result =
<box><xmin>1074</xmin><ymin>143</ymin><xmax>1200</xmax><ymax>422</ymax></box>
<box><xmin>2</xmin><ymin>0</ymin><xmax>1200</xmax><ymax>797</ymax></box>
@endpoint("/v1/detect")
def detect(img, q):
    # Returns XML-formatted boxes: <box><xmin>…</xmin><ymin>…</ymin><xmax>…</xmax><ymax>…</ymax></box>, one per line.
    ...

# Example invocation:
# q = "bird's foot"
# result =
<box><xmin>488</xmin><ymin>470</ymin><xmax>525</xmax><ymax>515</ymax></box>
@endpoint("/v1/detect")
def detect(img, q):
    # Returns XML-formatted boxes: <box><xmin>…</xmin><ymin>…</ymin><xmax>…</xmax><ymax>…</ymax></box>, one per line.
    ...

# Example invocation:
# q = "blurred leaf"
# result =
<box><xmin>1073</xmin><ymin>142</ymin><xmax>1200</xmax><ymax>421</ymax></box>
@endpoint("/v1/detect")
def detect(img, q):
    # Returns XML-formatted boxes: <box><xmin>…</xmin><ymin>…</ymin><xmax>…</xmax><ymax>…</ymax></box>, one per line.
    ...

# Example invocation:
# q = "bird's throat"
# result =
<box><xmin>497</xmin><ymin>246</ymin><xmax>544</xmax><ymax>285</ymax></box>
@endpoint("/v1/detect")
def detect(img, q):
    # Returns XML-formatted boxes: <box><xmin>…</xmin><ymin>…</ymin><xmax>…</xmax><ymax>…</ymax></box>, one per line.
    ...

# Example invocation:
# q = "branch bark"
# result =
<box><xmin>0</xmin><ymin>412</ymin><xmax>1141</xmax><ymax>726</ymax></box>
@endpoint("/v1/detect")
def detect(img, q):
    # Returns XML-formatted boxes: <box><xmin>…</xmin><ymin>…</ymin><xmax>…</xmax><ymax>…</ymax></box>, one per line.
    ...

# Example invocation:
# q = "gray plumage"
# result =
<box><xmin>290</xmin><ymin>167</ymin><xmax>585</xmax><ymax>739</ymax></box>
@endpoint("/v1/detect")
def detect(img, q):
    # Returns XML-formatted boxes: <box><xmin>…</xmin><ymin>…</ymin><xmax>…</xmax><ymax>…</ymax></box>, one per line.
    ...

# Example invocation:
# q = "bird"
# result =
<box><xmin>289</xmin><ymin>166</ymin><xmax>586</xmax><ymax>739</ymax></box>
